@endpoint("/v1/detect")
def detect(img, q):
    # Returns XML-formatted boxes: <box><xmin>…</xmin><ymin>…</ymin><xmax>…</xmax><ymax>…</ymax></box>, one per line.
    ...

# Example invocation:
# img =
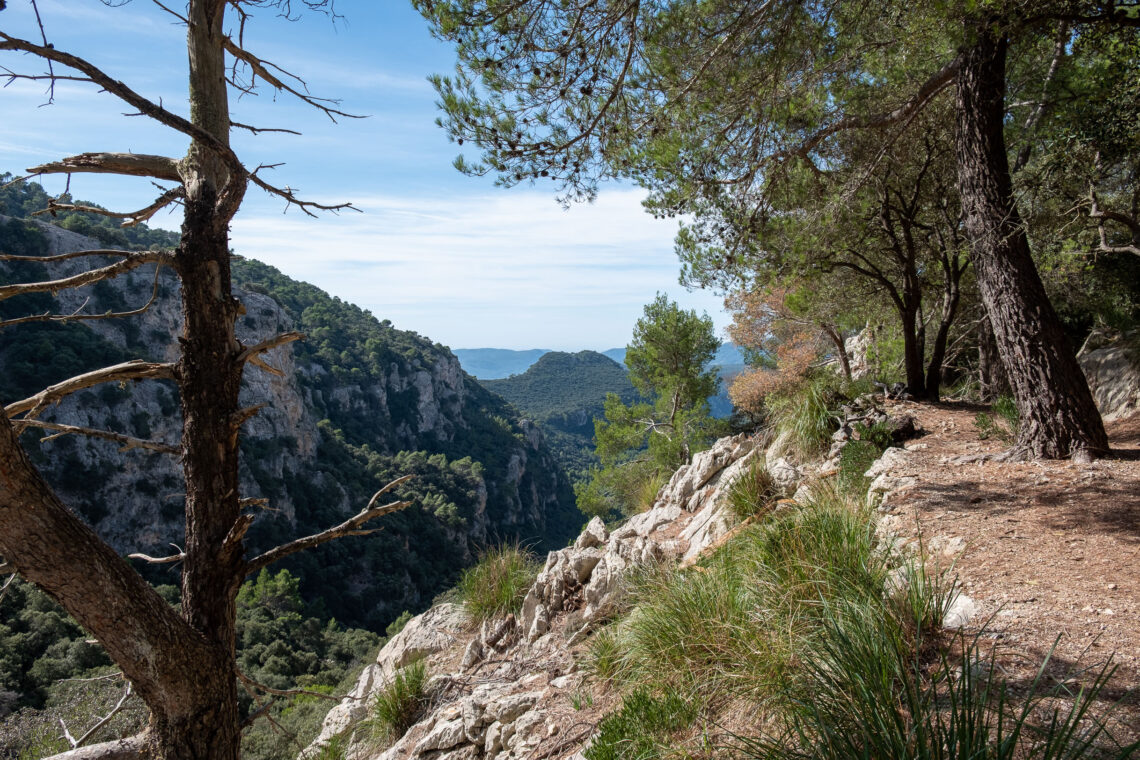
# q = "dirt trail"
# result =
<box><xmin>878</xmin><ymin>401</ymin><xmax>1140</xmax><ymax>742</ymax></box>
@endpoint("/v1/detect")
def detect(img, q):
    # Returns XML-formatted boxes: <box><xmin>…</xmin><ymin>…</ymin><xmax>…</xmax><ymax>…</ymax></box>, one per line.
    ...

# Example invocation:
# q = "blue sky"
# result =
<box><xmin>0</xmin><ymin>0</ymin><xmax>728</xmax><ymax>351</ymax></box>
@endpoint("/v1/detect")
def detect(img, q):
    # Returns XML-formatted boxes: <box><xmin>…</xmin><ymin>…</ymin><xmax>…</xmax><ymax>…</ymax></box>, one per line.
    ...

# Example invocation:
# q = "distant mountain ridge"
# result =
<box><xmin>452</xmin><ymin>348</ymin><xmax>552</xmax><ymax>379</ymax></box>
<box><xmin>480</xmin><ymin>351</ymin><xmax>643</xmax><ymax>479</ymax></box>
<box><xmin>457</xmin><ymin>343</ymin><xmax>746</xmax><ymax>380</ymax></box>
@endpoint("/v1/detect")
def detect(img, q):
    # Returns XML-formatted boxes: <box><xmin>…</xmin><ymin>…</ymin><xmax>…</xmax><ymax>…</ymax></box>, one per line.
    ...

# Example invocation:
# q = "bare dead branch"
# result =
<box><xmin>0</xmin><ymin>33</ymin><xmax>243</xmax><ymax>177</ymax></box>
<box><xmin>6</xmin><ymin>359</ymin><xmax>175</xmax><ymax>418</ymax></box>
<box><xmin>1089</xmin><ymin>188</ymin><xmax>1140</xmax><ymax>257</ymax></box>
<box><xmin>0</xmin><ymin>249</ymin><xmax>171</xmax><ymax>302</ymax></box>
<box><xmin>230</xmin><ymin>120</ymin><xmax>302</xmax><ymax>136</ymax></box>
<box><xmin>128</xmin><ymin>545</ymin><xmax>185</xmax><ymax>565</ymax></box>
<box><xmin>237</xmin><ymin>670</ymin><xmax>343</xmax><ymax>702</ymax></box>
<box><xmin>0</xmin><ymin>263</ymin><xmax>165</xmax><ymax>328</ymax></box>
<box><xmin>66</xmin><ymin>682</ymin><xmax>134</xmax><ymax>749</ymax></box>
<box><xmin>248</xmin><ymin>168</ymin><xmax>359</xmax><ymax>217</ymax></box>
<box><xmin>40</xmin><ymin>734</ymin><xmax>145</xmax><ymax>760</ymax></box>
<box><xmin>31</xmin><ymin>188</ymin><xmax>184</xmax><ymax>228</ymax></box>
<box><xmin>23</xmin><ymin>419</ymin><xmax>180</xmax><ymax>455</ymax></box>
<box><xmin>0</xmin><ymin>574</ymin><xmax>16</xmax><ymax>606</ymax></box>
<box><xmin>0</xmin><ymin>247</ymin><xmax>164</xmax><ymax>263</ymax></box>
<box><xmin>240</xmin><ymin>497</ymin><xmax>271</xmax><ymax>509</ymax></box>
<box><xmin>245</xmin><ymin>475</ymin><xmax>415</xmax><ymax>575</ymax></box>
<box><xmin>28</xmin><ymin>153</ymin><xmax>181</xmax><ymax>183</ymax></box>
<box><xmin>238</xmin><ymin>331</ymin><xmax>303</xmax><ymax>376</ymax></box>
<box><xmin>220</xmin><ymin>36</ymin><xmax>363</xmax><ymax>122</ymax></box>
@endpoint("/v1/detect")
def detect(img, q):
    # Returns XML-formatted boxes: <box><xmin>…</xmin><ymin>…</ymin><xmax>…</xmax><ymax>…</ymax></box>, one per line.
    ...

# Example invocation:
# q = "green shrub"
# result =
<box><xmin>766</xmin><ymin>373</ymin><xmax>842</xmax><ymax>460</ymax></box>
<box><xmin>385</xmin><ymin>610</ymin><xmax>413</xmax><ymax>638</ymax></box>
<box><xmin>583</xmin><ymin>688</ymin><xmax>697</xmax><ymax>760</ymax></box>
<box><xmin>456</xmin><ymin>544</ymin><xmax>538</xmax><ymax>621</ymax></box>
<box><xmin>976</xmin><ymin>395</ymin><xmax>1020</xmax><ymax>443</ymax></box>
<box><xmin>726</xmin><ymin>460</ymin><xmax>779</xmax><ymax>521</ymax></box>
<box><xmin>837</xmin><ymin>422</ymin><xmax>893</xmax><ymax>497</ymax></box>
<box><xmin>370</xmin><ymin>659</ymin><xmax>429</xmax><ymax>744</ymax></box>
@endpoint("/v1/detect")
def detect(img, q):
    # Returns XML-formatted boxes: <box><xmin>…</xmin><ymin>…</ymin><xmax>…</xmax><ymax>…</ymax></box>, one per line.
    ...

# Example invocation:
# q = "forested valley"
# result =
<box><xmin>1</xmin><ymin>1</ymin><xmax>1139</xmax><ymax>759</ymax></box>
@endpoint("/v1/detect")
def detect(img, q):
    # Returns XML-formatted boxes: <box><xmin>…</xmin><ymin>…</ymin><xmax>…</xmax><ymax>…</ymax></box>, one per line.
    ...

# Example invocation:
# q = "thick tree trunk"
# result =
<box><xmin>954</xmin><ymin>21</ymin><xmax>1108</xmax><ymax>458</ymax></box>
<box><xmin>924</xmin><ymin>279</ymin><xmax>961</xmax><ymax>403</ymax></box>
<box><xmin>900</xmin><ymin>305</ymin><xmax>927</xmax><ymax>398</ymax></box>
<box><xmin>978</xmin><ymin>317</ymin><xmax>1009</xmax><ymax>402</ymax></box>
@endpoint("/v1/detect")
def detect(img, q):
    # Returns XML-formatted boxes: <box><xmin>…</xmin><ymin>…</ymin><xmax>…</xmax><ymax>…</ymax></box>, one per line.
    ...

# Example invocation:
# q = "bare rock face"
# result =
<box><xmin>0</xmin><ymin>220</ymin><xmax>577</xmax><ymax>627</ymax></box>
<box><xmin>302</xmin><ymin>433</ymin><xmax>773</xmax><ymax>760</ymax></box>
<box><xmin>1079</xmin><ymin>336</ymin><xmax>1140</xmax><ymax>422</ymax></box>
<box><xmin>305</xmin><ymin>604</ymin><xmax>469</xmax><ymax>753</ymax></box>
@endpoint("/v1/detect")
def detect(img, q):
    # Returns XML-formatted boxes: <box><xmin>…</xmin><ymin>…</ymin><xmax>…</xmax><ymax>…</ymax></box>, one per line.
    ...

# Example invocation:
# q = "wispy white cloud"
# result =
<box><xmin>232</xmin><ymin>188</ymin><xmax>726</xmax><ymax>350</ymax></box>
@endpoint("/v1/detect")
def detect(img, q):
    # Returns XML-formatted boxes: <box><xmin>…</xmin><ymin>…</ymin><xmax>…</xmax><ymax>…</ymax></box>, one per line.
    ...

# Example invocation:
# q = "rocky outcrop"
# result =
<box><xmin>1079</xmin><ymin>334</ymin><xmax>1140</xmax><ymax>422</ymax></box>
<box><xmin>304</xmin><ymin>434</ymin><xmax>770</xmax><ymax>760</ymax></box>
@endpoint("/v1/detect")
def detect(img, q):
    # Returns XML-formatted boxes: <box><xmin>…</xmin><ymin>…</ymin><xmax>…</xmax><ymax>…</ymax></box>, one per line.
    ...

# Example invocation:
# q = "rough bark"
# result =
<box><xmin>954</xmin><ymin>20</ymin><xmax>1108</xmax><ymax>458</ymax></box>
<box><xmin>923</xmin><ymin>263</ymin><xmax>964</xmax><ymax>402</ymax></box>
<box><xmin>900</xmin><ymin>305</ymin><xmax>926</xmax><ymax>398</ymax></box>
<box><xmin>978</xmin><ymin>317</ymin><xmax>1009</xmax><ymax>402</ymax></box>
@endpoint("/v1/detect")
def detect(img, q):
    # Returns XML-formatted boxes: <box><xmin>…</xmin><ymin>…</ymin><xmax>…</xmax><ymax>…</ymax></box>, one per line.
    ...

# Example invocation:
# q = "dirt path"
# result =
<box><xmin>876</xmin><ymin>401</ymin><xmax>1140</xmax><ymax>743</ymax></box>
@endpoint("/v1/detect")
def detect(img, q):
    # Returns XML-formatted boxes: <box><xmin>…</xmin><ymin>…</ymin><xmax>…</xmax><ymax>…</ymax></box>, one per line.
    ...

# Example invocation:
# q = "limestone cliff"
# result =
<box><xmin>0</xmin><ymin>219</ymin><xmax>579</xmax><ymax>629</ymax></box>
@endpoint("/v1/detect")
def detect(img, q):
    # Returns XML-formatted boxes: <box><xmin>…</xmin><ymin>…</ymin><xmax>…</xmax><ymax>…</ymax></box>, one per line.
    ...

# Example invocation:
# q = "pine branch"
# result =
<box><xmin>245</xmin><ymin>475</ymin><xmax>415</xmax><ymax>575</ymax></box>
<box><xmin>23</xmin><ymin>419</ymin><xmax>179</xmax><ymax>455</ymax></box>
<box><xmin>6</xmin><ymin>360</ymin><xmax>175</xmax><ymax>418</ymax></box>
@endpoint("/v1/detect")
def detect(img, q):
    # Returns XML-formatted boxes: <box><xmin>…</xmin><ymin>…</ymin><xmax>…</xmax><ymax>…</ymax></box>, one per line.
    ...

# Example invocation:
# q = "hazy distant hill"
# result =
<box><xmin>453</xmin><ymin>348</ymin><xmax>551</xmax><ymax>378</ymax></box>
<box><xmin>481</xmin><ymin>351</ymin><xmax>642</xmax><ymax>479</ymax></box>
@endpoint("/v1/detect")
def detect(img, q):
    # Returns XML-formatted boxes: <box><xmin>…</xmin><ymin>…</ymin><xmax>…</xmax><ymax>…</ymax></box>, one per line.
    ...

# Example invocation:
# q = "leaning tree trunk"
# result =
<box><xmin>977</xmin><ymin>317</ymin><xmax>1009</xmax><ymax>402</ymax></box>
<box><xmin>954</xmin><ymin>20</ymin><xmax>1108</xmax><ymax>458</ymax></box>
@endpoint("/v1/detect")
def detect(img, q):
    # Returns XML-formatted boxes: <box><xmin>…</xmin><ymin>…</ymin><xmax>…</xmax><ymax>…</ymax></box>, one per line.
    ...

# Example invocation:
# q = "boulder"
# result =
<box><xmin>1080</xmin><ymin>337</ymin><xmax>1140</xmax><ymax>422</ymax></box>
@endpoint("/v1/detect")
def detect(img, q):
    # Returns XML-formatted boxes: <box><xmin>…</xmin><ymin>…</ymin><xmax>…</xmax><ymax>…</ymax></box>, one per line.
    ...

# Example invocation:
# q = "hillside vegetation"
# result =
<box><xmin>481</xmin><ymin>351</ymin><xmax>642</xmax><ymax>480</ymax></box>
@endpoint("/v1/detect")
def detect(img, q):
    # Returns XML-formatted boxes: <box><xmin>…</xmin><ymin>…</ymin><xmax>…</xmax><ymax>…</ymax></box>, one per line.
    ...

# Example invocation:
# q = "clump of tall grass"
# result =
<box><xmin>580</xmin><ymin>478</ymin><xmax>1137</xmax><ymax>760</ymax></box>
<box><xmin>455</xmin><ymin>543</ymin><xmax>538</xmax><ymax>622</ymax></box>
<box><xmin>726</xmin><ymin>459</ymin><xmax>780</xmax><ymax>521</ymax></box>
<box><xmin>765</xmin><ymin>373</ymin><xmax>842</xmax><ymax>460</ymax></box>
<box><xmin>604</xmin><ymin>487</ymin><xmax>888</xmax><ymax>702</ymax></box>
<box><xmin>368</xmin><ymin>659</ymin><xmax>429</xmax><ymax>745</ymax></box>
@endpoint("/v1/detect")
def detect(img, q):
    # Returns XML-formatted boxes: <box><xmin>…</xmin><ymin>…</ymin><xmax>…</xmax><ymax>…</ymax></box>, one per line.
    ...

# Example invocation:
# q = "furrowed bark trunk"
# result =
<box><xmin>954</xmin><ymin>20</ymin><xmax>1108</xmax><ymax>458</ymax></box>
<box><xmin>157</xmin><ymin>1</ymin><xmax>246</xmax><ymax>756</ymax></box>
<box><xmin>900</xmin><ymin>305</ymin><xmax>927</xmax><ymax>398</ymax></box>
<box><xmin>978</xmin><ymin>317</ymin><xmax>1009</xmax><ymax>402</ymax></box>
<box><xmin>924</xmin><ymin>278</ymin><xmax>961</xmax><ymax>403</ymax></box>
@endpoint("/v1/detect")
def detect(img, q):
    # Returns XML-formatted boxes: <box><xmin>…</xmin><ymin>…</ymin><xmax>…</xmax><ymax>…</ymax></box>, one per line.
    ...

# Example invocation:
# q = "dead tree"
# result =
<box><xmin>0</xmin><ymin>2</ymin><xmax>404</xmax><ymax>758</ymax></box>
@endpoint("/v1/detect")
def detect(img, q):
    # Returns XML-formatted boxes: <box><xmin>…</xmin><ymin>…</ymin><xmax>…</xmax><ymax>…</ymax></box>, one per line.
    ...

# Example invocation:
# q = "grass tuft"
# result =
<box><xmin>456</xmin><ymin>543</ymin><xmax>538</xmax><ymax>622</ymax></box>
<box><xmin>726</xmin><ymin>459</ymin><xmax>780</xmax><ymax>521</ymax></box>
<box><xmin>369</xmin><ymin>659</ymin><xmax>428</xmax><ymax>745</ymax></box>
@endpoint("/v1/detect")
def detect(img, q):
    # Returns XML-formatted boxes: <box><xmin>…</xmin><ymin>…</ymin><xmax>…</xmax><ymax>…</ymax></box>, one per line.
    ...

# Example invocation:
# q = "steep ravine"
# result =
<box><xmin>0</xmin><ymin>219</ymin><xmax>579</xmax><ymax>629</ymax></box>
<box><xmin>300</xmin><ymin>432</ymin><xmax>787</xmax><ymax>760</ymax></box>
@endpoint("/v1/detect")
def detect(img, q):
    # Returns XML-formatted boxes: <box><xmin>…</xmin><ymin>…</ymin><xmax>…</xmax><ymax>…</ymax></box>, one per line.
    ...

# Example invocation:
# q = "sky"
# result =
<box><xmin>0</xmin><ymin>0</ymin><xmax>729</xmax><ymax>352</ymax></box>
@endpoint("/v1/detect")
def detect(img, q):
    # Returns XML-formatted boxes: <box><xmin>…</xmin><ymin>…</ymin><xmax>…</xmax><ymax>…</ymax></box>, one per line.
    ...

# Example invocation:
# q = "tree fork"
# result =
<box><xmin>954</xmin><ymin>20</ymin><xmax>1108</xmax><ymax>459</ymax></box>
